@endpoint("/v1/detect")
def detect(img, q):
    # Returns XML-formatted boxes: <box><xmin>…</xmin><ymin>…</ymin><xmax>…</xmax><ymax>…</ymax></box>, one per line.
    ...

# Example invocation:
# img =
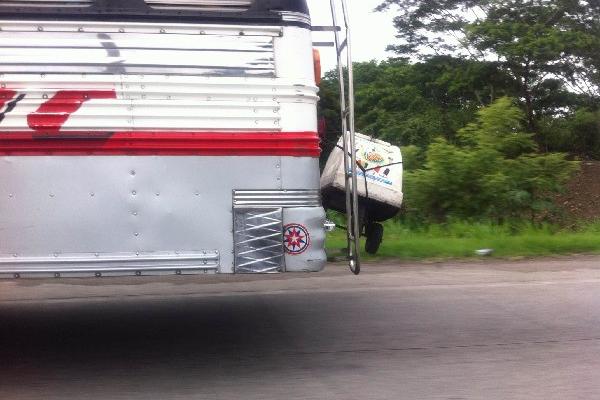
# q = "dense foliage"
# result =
<box><xmin>376</xmin><ymin>0</ymin><xmax>600</xmax><ymax>128</ymax></box>
<box><xmin>318</xmin><ymin>1</ymin><xmax>600</xmax><ymax>223</ymax></box>
<box><xmin>404</xmin><ymin>98</ymin><xmax>578</xmax><ymax>223</ymax></box>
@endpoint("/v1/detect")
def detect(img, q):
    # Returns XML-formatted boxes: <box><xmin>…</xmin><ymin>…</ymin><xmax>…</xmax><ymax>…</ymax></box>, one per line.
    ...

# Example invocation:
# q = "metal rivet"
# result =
<box><xmin>49</xmin><ymin>193</ymin><xmax>54</xmax><ymax>198</ymax></box>
<box><xmin>53</xmin><ymin>253</ymin><xmax>58</xmax><ymax>258</ymax></box>
<box><xmin>90</xmin><ymin>192</ymin><xmax>95</xmax><ymax>197</ymax></box>
<box><xmin>78</xmin><ymin>27</ymin><xmax>84</xmax><ymax>32</ymax></box>
<box><xmin>118</xmin><ymin>28</ymin><xmax>125</xmax><ymax>33</ymax></box>
<box><xmin>199</xmin><ymin>30</ymin><xmax>205</xmax><ymax>35</ymax></box>
<box><xmin>176</xmin><ymin>270</ymin><xmax>182</xmax><ymax>275</ymax></box>
<box><xmin>155</xmin><ymin>192</ymin><xmax>160</xmax><ymax>196</ymax></box>
<box><xmin>136</xmin><ymin>252</ymin><xmax>140</xmax><ymax>256</ymax></box>
<box><xmin>134</xmin><ymin>232</ymin><xmax>139</xmax><ymax>237</ymax></box>
<box><xmin>160</xmin><ymin>28</ymin><xmax>166</xmax><ymax>33</ymax></box>
<box><xmin>13</xmin><ymin>273</ymin><xmax>20</xmax><ymax>279</ymax></box>
<box><xmin>37</xmin><ymin>26</ymin><xmax>43</xmax><ymax>32</ymax></box>
<box><xmin>132</xmin><ymin>190</ymin><xmax>137</xmax><ymax>196</ymax></box>
<box><xmin>54</xmin><ymin>272</ymin><xmax>60</xmax><ymax>278</ymax></box>
<box><xmin>95</xmin><ymin>272</ymin><xmax>102</xmax><ymax>277</ymax></box>
<box><xmin>8</xmin><ymin>194</ymin><xmax>13</xmax><ymax>198</ymax></box>
<box><xmin>95</xmin><ymin>253</ymin><xmax>99</xmax><ymax>257</ymax></box>
<box><xmin>12</xmin><ymin>254</ymin><xmax>17</xmax><ymax>257</ymax></box>
<box><xmin>42</xmin><ymin>94</ymin><xmax>48</xmax><ymax>99</ymax></box>
<box><xmin>130</xmin><ymin>170</ymin><xmax>136</xmax><ymax>176</ymax></box>
<box><xmin>132</xmin><ymin>211</ymin><xmax>138</xmax><ymax>216</ymax></box>
<box><xmin>239</xmin><ymin>31</ymin><xmax>245</xmax><ymax>36</ymax></box>
<box><xmin>135</xmin><ymin>271</ymin><xmax>141</xmax><ymax>276</ymax></box>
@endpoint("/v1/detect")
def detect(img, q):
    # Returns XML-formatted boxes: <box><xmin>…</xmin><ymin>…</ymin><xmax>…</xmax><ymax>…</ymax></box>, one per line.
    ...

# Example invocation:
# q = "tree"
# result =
<box><xmin>404</xmin><ymin>98</ymin><xmax>578</xmax><ymax>222</ymax></box>
<box><xmin>318</xmin><ymin>57</ymin><xmax>515</xmax><ymax>151</ymax></box>
<box><xmin>376</xmin><ymin>0</ymin><xmax>600</xmax><ymax>130</ymax></box>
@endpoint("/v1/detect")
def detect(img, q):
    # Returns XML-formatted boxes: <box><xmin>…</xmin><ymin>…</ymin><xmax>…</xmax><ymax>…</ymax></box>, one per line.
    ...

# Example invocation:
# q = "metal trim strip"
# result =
<box><xmin>0</xmin><ymin>251</ymin><xmax>220</xmax><ymax>274</ymax></box>
<box><xmin>233</xmin><ymin>189</ymin><xmax>321</xmax><ymax>208</ymax></box>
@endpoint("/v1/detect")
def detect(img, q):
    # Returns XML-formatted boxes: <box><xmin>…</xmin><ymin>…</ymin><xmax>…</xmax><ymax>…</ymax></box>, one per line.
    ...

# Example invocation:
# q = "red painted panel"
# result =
<box><xmin>27</xmin><ymin>90</ymin><xmax>117</xmax><ymax>133</ymax></box>
<box><xmin>0</xmin><ymin>88</ymin><xmax>17</xmax><ymax>110</ymax></box>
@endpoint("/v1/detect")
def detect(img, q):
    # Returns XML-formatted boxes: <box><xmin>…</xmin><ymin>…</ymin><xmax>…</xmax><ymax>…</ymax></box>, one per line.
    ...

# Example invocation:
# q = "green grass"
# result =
<box><xmin>326</xmin><ymin>221</ymin><xmax>600</xmax><ymax>260</ymax></box>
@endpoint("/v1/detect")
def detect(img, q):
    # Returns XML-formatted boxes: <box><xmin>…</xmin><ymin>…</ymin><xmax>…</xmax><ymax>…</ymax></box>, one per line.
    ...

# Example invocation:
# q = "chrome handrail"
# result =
<box><xmin>329</xmin><ymin>0</ymin><xmax>361</xmax><ymax>274</ymax></box>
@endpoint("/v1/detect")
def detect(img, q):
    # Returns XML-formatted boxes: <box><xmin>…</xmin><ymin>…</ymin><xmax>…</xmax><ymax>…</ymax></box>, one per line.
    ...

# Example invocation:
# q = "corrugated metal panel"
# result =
<box><xmin>0</xmin><ymin>21</ymin><xmax>277</xmax><ymax>76</ymax></box>
<box><xmin>0</xmin><ymin>80</ymin><xmax>318</xmax><ymax>134</ymax></box>
<box><xmin>145</xmin><ymin>0</ymin><xmax>252</xmax><ymax>11</ymax></box>
<box><xmin>0</xmin><ymin>74</ymin><xmax>317</xmax><ymax>133</ymax></box>
<box><xmin>233</xmin><ymin>190</ymin><xmax>321</xmax><ymax>208</ymax></box>
<box><xmin>0</xmin><ymin>251</ymin><xmax>219</xmax><ymax>277</ymax></box>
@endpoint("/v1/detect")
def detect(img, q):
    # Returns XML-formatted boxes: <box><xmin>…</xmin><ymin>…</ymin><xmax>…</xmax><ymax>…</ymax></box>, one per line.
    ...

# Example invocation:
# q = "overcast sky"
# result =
<box><xmin>305</xmin><ymin>0</ymin><xmax>398</xmax><ymax>72</ymax></box>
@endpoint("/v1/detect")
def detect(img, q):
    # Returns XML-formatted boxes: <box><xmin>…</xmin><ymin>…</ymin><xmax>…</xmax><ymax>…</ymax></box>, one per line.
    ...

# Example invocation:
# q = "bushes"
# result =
<box><xmin>403</xmin><ymin>98</ymin><xmax>579</xmax><ymax>223</ymax></box>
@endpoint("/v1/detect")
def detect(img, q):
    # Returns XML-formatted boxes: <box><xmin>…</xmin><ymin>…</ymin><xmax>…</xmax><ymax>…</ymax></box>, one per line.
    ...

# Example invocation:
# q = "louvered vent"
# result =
<box><xmin>145</xmin><ymin>0</ymin><xmax>253</xmax><ymax>12</ymax></box>
<box><xmin>0</xmin><ymin>0</ymin><xmax>92</xmax><ymax>6</ymax></box>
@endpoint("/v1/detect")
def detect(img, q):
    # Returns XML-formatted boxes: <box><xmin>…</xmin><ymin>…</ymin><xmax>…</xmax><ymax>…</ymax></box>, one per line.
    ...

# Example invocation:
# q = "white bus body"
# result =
<box><xmin>0</xmin><ymin>0</ymin><xmax>326</xmax><ymax>277</ymax></box>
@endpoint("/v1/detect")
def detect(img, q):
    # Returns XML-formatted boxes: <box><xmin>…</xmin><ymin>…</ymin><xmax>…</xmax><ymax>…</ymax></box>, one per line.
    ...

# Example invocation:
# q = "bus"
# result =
<box><xmin>0</xmin><ymin>0</ymin><xmax>364</xmax><ymax>278</ymax></box>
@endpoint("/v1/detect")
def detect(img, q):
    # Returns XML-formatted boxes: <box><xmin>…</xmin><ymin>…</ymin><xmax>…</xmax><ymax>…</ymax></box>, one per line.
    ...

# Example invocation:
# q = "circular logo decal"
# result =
<box><xmin>283</xmin><ymin>224</ymin><xmax>311</xmax><ymax>255</ymax></box>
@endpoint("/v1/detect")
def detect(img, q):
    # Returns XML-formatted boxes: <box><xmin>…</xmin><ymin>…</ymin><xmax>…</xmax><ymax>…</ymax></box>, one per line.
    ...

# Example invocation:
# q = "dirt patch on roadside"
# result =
<box><xmin>557</xmin><ymin>161</ymin><xmax>600</xmax><ymax>222</ymax></box>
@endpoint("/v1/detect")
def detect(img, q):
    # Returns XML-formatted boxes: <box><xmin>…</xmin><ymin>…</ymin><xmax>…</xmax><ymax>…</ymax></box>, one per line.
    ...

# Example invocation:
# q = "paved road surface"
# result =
<box><xmin>2</xmin><ymin>256</ymin><xmax>600</xmax><ymax>399</ymax></box>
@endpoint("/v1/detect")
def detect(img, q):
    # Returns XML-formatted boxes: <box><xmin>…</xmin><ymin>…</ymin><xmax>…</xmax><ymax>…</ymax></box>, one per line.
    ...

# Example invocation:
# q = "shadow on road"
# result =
<box><xmin>0</xmin><ymin>295</ymin><xmax>302</xmax><ymax>368</ymax></box>
<box><xmin>0</xmin><ymin>291</ymin><xmax>374</xmax><ymax>399</ymax></box>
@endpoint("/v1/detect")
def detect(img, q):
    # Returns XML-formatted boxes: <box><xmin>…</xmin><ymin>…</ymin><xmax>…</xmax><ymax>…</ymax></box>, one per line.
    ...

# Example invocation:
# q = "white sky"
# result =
<box><xmin>306</xmin><ymin>0</ymin><xmax>397</xmax><ymax>72</ymax></box>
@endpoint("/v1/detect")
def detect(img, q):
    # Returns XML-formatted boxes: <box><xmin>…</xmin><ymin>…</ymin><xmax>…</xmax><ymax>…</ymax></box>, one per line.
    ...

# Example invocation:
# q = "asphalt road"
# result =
<box><xmin>2</xmin><ymin>256</ymin><xmax>600</xmax><ymax>400</ymax></box>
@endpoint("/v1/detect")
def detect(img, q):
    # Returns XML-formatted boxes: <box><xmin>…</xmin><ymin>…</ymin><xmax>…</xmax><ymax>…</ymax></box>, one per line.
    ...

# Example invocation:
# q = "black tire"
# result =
<box><xmin>365</xmin><ymin>222</ymin><xmax>384</xmax><ymax>255</ymax></box>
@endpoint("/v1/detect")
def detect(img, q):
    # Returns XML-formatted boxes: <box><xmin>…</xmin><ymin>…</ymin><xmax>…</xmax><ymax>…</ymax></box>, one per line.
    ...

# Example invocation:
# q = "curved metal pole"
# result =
<box><xmin>329</xmin><ymin>0</ymin><xmax>361</xmax><ymax>274</ymax></box>
<box><xmin>340</xmin><ymin>0</ymin><xmax>360</xmax><ymax>275</ymax></box>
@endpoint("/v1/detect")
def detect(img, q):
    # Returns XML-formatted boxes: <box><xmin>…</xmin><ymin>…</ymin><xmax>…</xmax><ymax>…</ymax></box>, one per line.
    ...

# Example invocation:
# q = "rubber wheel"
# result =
<box><xmin>365</xmin><ymin>223</ymin><xmax>384</xmax><ymax>255</ymax></box>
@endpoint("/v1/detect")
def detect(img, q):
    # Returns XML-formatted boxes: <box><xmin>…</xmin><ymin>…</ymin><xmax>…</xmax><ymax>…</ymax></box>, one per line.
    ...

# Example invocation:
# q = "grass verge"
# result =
<box><xmin>326</xmin><ymin>221</ymin><xmax>600</xmax><ymax>260</ymax></box>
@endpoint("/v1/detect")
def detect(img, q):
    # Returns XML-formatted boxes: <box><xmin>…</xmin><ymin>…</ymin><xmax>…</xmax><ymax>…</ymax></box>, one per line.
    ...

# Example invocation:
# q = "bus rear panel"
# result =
<box><xmin>0</xmin><ymin>0</ymin><xmax>326</xmax><ymax>277</ymax></box>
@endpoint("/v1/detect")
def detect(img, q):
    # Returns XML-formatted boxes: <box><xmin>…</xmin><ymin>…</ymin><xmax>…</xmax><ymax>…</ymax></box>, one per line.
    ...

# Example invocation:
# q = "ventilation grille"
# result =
<box><xmin>0</xmin><ymin>0</ymin><xmax>92</xmax><ymax>7</ymax></box>
<box><xmin>145</xmin><ymin>0</ymin><xmax>252</xmax><ymax>11</ymax></box>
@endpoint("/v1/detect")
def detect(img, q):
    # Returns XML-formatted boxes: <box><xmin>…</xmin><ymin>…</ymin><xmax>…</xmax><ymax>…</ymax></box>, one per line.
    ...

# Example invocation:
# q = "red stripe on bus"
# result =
<box><xmin>27</xmin><ymin>90</ymin><xmax>117</xmax><ymax>133</ymax></box>
<box><xmin>0</xmin><ymin>131</ymin><xmax>321</xmax><ymax>157</ymax></box>
<box><xmin>0</xmin><ymin>88</ymin><xmax>17</xmax><ymax>109</ymax></box>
